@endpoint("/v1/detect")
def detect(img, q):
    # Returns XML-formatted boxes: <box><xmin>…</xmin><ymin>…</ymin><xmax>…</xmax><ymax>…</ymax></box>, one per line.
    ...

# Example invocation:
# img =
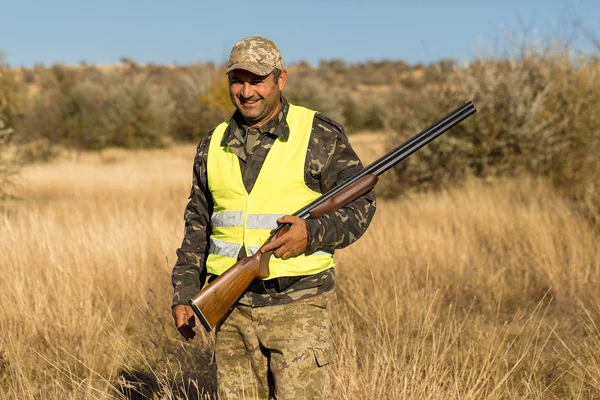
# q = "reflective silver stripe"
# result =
<box><xmin>211</xmin><ymin>211</ymin><xmax>244</xmax><ymax>227</ymax></box>
<box><xmin>247</xmin><ymin>244</ymin><xmax>333</xmax><ymax>257</ymax></box>
<box><xmin>209</xmin><ymin>238</ymin><xmax>242</xmax><ymax>258</ymax></box>
<box><xmin>247</xmin><ymin>213</ymin><xmax>284</xmax><ymax>230</ymax></box>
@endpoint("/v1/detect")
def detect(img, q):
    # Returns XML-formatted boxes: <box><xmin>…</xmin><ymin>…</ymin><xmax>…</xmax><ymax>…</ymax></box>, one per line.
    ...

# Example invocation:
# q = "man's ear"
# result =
<box><xmin>277</xmin><ymin>69</ymin><xmax>288</xmax><ymax>91</ymax></box>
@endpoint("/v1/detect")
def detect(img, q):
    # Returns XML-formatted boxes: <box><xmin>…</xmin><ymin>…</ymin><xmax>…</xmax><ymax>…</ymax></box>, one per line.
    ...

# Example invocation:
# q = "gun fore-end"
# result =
<box><xmin>309</xmin><ymin>174</ymin><xmax>378</xmax><ymax>218</ymax></box>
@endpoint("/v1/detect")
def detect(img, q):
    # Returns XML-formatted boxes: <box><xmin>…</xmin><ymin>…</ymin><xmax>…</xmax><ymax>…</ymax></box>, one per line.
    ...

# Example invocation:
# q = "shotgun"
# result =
<box><xmin>190</xmin><ymin>101</ymin><xmax>477</xmax><ymax>331</ymax></box>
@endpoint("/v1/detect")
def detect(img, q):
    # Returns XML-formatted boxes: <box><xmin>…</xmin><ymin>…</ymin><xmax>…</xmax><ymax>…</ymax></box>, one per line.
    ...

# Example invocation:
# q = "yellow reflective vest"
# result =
<box><xmin>205</xmin><ymin>103</ymin><xmax>335</xmax><ymax>279</ymax></box>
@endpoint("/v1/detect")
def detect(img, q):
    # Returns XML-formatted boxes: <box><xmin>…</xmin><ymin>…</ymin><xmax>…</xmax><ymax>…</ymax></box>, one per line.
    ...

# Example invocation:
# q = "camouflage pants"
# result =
<box><xmin>215</xmin><ymin>293</ymin><xmax>332</xmax><ymax>399</ymax></box>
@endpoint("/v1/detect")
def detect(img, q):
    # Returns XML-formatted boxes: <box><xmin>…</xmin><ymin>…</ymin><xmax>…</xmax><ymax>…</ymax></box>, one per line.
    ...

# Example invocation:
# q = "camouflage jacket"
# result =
<box><xmin>171</xmin><ymin>97</ymin><xmax>376</xmax><ymax>308</ymax></box>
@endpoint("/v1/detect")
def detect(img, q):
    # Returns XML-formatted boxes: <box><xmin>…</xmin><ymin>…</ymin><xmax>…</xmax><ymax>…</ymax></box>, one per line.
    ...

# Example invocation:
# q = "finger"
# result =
<box><xmin>274</xmin><ymin>246</ymin><xmax>286</xmax><ymax>258</ymax></box>
<box><xmin>280</xmin><ymin>250</ymin><xmax>292</xmax><ymax>260</ymax></box>
<box><xmin>175</xmin><ymin>310</ymin><xmax>186</xmax><ymax>329</ymax></box>
<box><xmin>283</xmin><ymin>245</ymin><xmax>301</xmax><ymax>260</ymax></box>
<box><xmin>185</xmin><ymin>306</ymin><xmax>194</xmax><ymax>320</ymax></box>
<box><xmin>261</xmin><ymin>235</ymin><xmax>287</xmax><ymax>253</ymax></box>
<box><xmin>180</xmin><ymin>306</ymin><xmax>195</xmax><ymax>328</ymax></box>
<box><xmin>277</xmin><ymin>215</ymin><xmax>297</xmax><ymax>224</ymax></box>
<box><xmin>274</xmin><ymin>244</ymin><xmax>296</xmax><ymax>259</ymax></box>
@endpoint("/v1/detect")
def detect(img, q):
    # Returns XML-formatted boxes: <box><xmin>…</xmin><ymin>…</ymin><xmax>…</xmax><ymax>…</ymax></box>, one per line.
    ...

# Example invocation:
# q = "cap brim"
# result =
<box><xmin>225</xmin><ymin>62</ymin><xmax>274</xmax><ymax>76</ymax></box>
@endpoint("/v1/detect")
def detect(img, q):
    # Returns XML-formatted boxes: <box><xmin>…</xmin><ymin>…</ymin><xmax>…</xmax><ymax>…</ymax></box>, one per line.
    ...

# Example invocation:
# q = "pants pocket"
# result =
<box><xmin>312</xmin><ymin>345</ymin><xmax>330</xmax><ymax>368</ymax></box>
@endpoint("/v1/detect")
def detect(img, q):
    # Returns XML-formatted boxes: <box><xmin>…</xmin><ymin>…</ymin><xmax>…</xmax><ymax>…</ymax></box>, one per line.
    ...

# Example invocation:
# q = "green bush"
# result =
<box><xmin>21</xmin><ymin>68</ymin><xmax>174</xmax><ymax>150</ymax></box>
<box><xmin>285</xmin><ymin>68</ymin><xmax>346</xmax><ymax>125</ymax></box>
<box><xmin>98</xmin><ymin>73</ymin><xmax>173</xmax><ymax>149</ymax></box>
<box><xmin>385</xmin><ymin>44</ymin><xmax>600</xmax><ymax>201</ymax></box>
<box><xmin>167</xmin><ymin>65</ymin><xmax>225</xmax><ymax>142</ymax></box>
<box><xmin>0</xmin><ymin>117</ymin><xmax>16</xmax><ymax>199</ymax></box>
<box><xmin>0</xmin><ymin>54</ymin><xmax>20</xmax><ymax>199</ymax></box>
<box><xmin>342</xmin><ymin>95</ymin><xmax>386</xmax><ymax>133</ymax></box>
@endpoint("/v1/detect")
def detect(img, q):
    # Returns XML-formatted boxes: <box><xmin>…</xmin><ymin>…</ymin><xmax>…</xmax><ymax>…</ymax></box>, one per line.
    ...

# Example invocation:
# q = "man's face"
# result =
<box><xmin>228</xmin><ymin>69</ymin><xmax>287</xmax><ymax>127</ymax></box>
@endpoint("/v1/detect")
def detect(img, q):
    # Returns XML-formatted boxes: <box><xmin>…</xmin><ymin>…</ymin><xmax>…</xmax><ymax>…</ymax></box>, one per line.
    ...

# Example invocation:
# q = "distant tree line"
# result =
<box><xmin>5</xmin><ymin>58</ymin><xmax>413</xmax><ymax>156</ymax></box>
<box><xmin>1</xmin><ymin>46</ymin><xmax>599</xmax><ymax>221</ymax></box>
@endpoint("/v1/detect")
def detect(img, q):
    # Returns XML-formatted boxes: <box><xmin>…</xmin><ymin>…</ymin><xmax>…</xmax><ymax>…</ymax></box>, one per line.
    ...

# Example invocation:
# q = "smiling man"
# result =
<box><xmin>171</xmin><ymin>36</ymin><xmax>376</xmax><ymax>399</ymax></box>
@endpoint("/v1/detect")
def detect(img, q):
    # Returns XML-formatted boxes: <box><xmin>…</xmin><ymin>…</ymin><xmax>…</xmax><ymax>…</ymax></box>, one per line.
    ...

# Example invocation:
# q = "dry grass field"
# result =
<box><xmin>1</xmin><ymin>133</ymin><xmax>600</xmax><ymax>399</ymax></box>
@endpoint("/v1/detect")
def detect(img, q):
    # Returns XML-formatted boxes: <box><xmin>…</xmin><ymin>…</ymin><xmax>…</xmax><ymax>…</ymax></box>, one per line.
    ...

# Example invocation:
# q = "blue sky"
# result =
<box><xmin>1</xmin><ymin>0</ymin><xmax>598</xmax><ymax>67</ymax></box>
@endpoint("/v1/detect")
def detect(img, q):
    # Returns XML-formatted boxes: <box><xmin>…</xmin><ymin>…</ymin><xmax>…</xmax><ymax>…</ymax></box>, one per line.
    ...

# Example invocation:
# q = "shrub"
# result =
<box><xmin>342</xmin><ymin>95</ymin><xmax>386</xmax><ymax>133</ymax></box>
<box><xmin>0</xmin><ymin>118</ymin><xmax>16</xmax><ymax>199</ymax></box>
<box><xmin>97</xmin><ymin>73</ymin><xmax>173</xmax><ymax>149</ymax></box>
<box><xmin>0</xmin><ymin>54</ymin><xmax>20</xmax><ymax>198</ymax></box>
<box><xmin>21</xmin><ymin>68</ymin><xmax>174</xmax><ymax>150</ymax></box>
<box><xmin>285</xmin><ymin>69</ymin><xmax>346</xmax><ymax>125</ymax></box>
<box><xmin>385</xmin><ymin>43</ymin><xmax>600</xmax><ymax>202</ymax></box>
<box><xmin>168</xmin><ymin>64</ymin><xmax>225</xmax><ymax>142</ymax></box>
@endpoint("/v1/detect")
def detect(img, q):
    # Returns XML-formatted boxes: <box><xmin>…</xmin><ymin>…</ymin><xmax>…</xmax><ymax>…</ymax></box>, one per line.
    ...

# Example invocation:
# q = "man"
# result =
<box><xmin>171</xmin><ymin>36</ymin><xmax>376</xmax><ymax>399</ymax></box>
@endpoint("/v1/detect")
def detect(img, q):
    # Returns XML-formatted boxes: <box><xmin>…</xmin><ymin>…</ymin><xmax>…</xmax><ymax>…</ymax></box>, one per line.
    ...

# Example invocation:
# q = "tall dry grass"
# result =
<box><xmin>1</xmin><ymin>135</ymin><xmax>599</xmax><ymax>399</ymax></box>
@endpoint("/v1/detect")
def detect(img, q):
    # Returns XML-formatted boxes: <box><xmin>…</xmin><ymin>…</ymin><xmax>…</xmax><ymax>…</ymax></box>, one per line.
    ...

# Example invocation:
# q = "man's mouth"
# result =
<box><xmin>241</xmin><ymin>98</ymin><xmax>260</xmax><ymax>106</ymax></box>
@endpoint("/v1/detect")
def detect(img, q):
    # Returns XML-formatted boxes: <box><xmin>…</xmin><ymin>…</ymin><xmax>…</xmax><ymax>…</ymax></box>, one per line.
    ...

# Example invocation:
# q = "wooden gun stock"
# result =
<box><xmin>189</xmin><ymin>248</ymin><xmax>273</xmax><ymax>331</ymax></box>
<box><xmin>189</xmin><ymin>101</ymin><xmax>477</xmax><ymax>332</ymax></box>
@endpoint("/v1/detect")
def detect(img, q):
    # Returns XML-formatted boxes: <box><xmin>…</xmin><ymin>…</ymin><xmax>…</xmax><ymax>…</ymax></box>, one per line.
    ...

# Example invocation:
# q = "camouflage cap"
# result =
<box><xmin>226</xmin><ymin>36</ymin><xmax>283</xmax><ymax>76</ymax></box>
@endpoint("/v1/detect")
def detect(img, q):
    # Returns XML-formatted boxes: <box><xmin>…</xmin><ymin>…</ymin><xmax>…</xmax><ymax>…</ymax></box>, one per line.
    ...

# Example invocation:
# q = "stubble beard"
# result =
<box><xmin>239</xmin><ymin>103</ymin><xmax>265</xmax><ymax>122</ymax></box>
<box><xmin>237</xmin><ymin>98</ymin><xmax>278</xmax><ymax>126</ymax></box>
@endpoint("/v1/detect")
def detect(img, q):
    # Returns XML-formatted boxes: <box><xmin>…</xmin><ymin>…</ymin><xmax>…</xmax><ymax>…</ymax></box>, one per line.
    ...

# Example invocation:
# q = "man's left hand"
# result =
<box><xmin>260</xmin><ymin>215</ymin><xmax>308</xmax><ymax>259</ymax></box>
<box><xmin>172</xmin><ymin>304</ymin><xmax>196</xmax><ymax>341</ymax></box>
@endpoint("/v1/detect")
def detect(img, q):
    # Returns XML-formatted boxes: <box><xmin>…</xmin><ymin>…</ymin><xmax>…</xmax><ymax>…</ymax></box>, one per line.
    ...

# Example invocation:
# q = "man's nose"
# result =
<box><xmin>241</xmin><ymin>82</ymin><xmax>253</xmax><ymax>98</ymax></box>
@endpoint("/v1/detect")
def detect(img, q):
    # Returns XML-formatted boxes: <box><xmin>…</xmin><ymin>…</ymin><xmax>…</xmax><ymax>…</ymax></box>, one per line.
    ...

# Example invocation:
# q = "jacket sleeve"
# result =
<box><xmin>171</xmin><ymin>136</ymin><xmax>213</xmax><ymax>308</ymax></box>
<box><xmin>304</xmin><ymin>116</ymin><xmax>376</xmax><ymax>254</ymax></box>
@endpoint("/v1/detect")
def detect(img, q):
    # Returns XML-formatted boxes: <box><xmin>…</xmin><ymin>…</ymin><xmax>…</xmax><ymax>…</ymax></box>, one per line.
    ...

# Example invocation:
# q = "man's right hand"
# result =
<box><xmin>172</xmin><ymin>304</ymin><xmax>196</xmax><ymax>341</ymax></box>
